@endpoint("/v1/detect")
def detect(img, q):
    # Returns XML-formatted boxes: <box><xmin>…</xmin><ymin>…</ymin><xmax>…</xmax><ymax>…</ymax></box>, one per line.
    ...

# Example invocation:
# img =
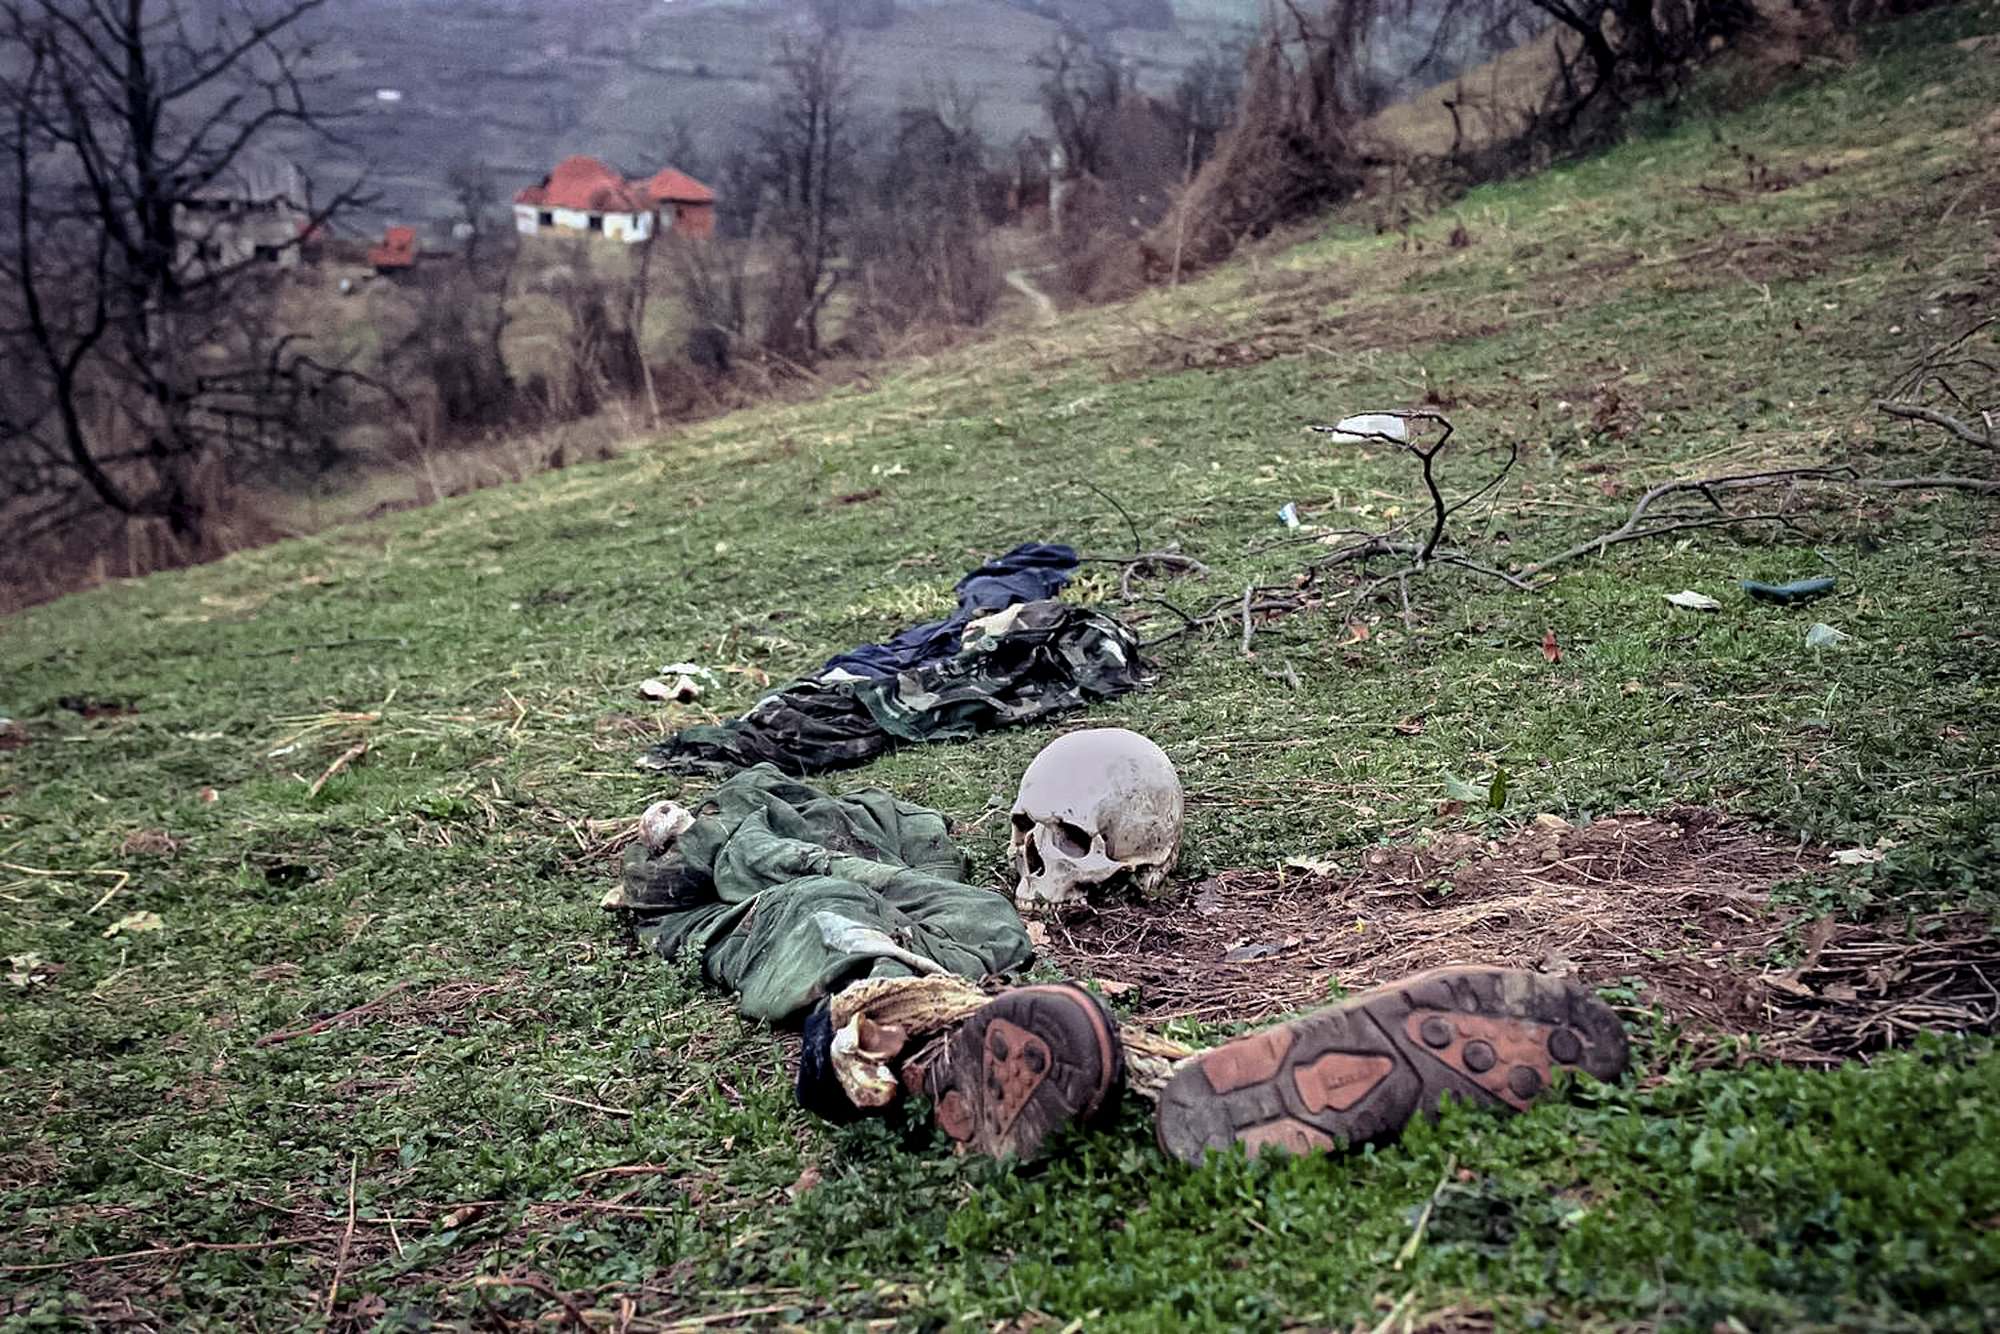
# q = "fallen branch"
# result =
<box><xmin>1148</xmin><ymin>400</ymin><xmax>1997</xmax><ymax>654</ymax></box>
<box><xmin>1311</xmin><ymin>410</ymin><xmax>1458</xmax><ymax>564</ymax></box>
<box><xmin>1848</xmin><ymin>474</ymin><xmax>2000</xmax><ymax>493</ymax></box>
<box><xmin>1515</xmin><ymin>467</ymin><xmax>1857</xmax><ymax>580</ymax></box>
<box><xmin>1081</xmin><ymin>548</ymin><xmax>1212</xmax><ymax>600</ymax></box>
<box><xmin>1874</xmin><ymin>399</ymin><xmax>1995</xmax><ymax>450</ymax></box>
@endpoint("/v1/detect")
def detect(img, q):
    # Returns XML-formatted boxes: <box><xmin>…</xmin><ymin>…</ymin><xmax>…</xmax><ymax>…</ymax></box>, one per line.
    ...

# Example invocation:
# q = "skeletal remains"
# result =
<box><xmin>1010</xmin><ymin>727</ymin><xmax>1184</xmax><ymax>911</ymax></box>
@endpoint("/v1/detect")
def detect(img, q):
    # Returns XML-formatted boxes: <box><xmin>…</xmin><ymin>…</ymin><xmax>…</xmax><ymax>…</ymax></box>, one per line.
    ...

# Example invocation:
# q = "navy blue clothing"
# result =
<box><xmin>818</xmin><ymin>542</ymin><xmax>1079</xmax><ymax>681</ymax></box>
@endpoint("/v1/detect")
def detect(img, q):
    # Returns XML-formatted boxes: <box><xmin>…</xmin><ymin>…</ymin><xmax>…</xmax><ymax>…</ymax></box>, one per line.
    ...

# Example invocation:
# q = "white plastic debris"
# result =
<box><xmin>1664</xmin><ymin>590</ymin><xmax>1721</xmax><ymax>611</ymax></box>
<box><xmin>1311</xmin><ymin>413</ymin><xmax>1409</xmax><ymax>444</ymax></box>
<box><xmin>1277</xmin><ymin>501</ymin><xmax>1301</xmax><ymax>529</ymax></box>
<box><xmin>1804</xmin><ymin>622</ymin><xmax>1849</xmax><ymax>648</ymax></box>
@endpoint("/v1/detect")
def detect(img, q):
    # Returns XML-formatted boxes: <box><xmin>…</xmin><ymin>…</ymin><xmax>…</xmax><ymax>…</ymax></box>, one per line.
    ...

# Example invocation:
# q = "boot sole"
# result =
<box><xmin>1155</xmin><ymin>967</ymin><xmax>1628</xmax><ymax>1164</ymax></box>
<box><xmin>927</xmin><ymin>984</ymin><xmax>1124</xmax><ymax>1161</ymax></box>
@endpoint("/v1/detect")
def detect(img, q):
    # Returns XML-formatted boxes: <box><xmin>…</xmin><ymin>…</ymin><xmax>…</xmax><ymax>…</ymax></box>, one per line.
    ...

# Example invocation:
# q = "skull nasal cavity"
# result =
<box><xmin>1024</xmin><ymin>838</ymin><xmax>1045</xmax><ymax>876</ymax></box>
<box><xmin>1054</xmin><ymin>822</ymin><xmax>1091</xmax><ymax>856</ymax></box>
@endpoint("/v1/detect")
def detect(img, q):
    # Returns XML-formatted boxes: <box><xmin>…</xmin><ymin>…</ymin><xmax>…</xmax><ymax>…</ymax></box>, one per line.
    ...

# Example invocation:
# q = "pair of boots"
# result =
<box><xmin>914</xmin><ymin>967</ymin><xmax>1630</xmax><ymax>1164</ymax></box>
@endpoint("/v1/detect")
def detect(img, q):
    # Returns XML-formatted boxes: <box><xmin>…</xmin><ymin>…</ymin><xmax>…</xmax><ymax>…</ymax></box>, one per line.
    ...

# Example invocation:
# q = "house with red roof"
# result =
<box><xmin>512</xmin><ymin>155</ymin><xmax>716</xmax><ymax>243</ymax></box>
<box><xmin>367</xmin><ymin>225</ymin><xmax>418</xmax><ymax>273</ymax></box>
<box><xmin>639</xmin><ymin>167</ymin><xmax>716</xmax><ymax>239</ymax></box>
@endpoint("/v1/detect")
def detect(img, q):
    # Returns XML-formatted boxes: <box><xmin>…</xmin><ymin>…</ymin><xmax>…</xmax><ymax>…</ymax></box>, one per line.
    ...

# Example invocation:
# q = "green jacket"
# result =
<box><xmin>618</xmin><ymin>765</ymin><xmax>1032</xmax><ymax>1022</ymax></box>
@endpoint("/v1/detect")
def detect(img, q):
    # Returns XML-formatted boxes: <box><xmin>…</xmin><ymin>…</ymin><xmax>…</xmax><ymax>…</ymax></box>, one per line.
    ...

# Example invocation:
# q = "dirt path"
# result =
<box><xmin>1003</xmin><ymin>266</ymin><xmax>1058</xmax><ymax>326</ymax></box>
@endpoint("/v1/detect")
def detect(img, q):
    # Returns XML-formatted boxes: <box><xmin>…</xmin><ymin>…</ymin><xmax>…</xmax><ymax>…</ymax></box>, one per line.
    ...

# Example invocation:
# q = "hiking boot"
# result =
<box><xmin>1155</xmin><ymin>967</ymin><xmax>1628</xmax><ymax>1165</ymax></box>
<box><xmin>920</xmin><ymin>984</ymin><xmax>1125</xmax><ymax>1161</ymax></box>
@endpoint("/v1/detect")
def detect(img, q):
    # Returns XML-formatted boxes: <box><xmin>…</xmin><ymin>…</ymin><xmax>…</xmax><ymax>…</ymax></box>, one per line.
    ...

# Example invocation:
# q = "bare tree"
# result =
<box><xmin>1033</xmin><ymin>29</ymin><xmax>1127</xmax><ymax>181</ymax></box>
<box><xmin>1518</xmin><ymin>0</ymin><xmax>1760</xmax><ymax>139</ymax></box>
<box><xmin>1168</xmin><ymin>43</ymin><xmax>1244</xmax><ymax>180</ymax></box>
<box><xmin>849</xmin><ymin>85</ymin><xmax>1003</xmax><ymax>341</ymax></box>
<box><xmin>757</xmin><ymin>15</ymin><xmax>855</xmax><ymax>361</ymax></box>
<box><xmin>445</xmin><ymin>159</ymin><xmax>500</xmax><ymax>271</ymax></box>
<box><xmin>660</xmin><ymin>115</ymin><xmax>706</xmax><ymax>182</ymax></box>
<box><xmin>0</xmin><ymin>0</ymin><xmax>367</xmax><ymax>549</ymax></box>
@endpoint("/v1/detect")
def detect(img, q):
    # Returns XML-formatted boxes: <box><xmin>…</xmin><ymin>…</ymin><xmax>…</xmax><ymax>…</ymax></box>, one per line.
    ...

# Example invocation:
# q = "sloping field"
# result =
<box><xmin>4</xmin><ymin>9</ymin><xmax>1998</xmax><ymax>1329</ymax></box>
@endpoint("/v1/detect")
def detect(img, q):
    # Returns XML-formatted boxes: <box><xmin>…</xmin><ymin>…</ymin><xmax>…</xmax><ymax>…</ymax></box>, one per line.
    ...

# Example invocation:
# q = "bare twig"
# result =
<box><xmin>1080</xmin><ymin>549</ymin><xmax>1211</xmax><ymax>599</ymax></box>
<box><xmin>542</xmin><ymin>1091</ymin><xmax>636</xmax><ymax>1118</ymax></box>
<box><xmin>323</xmin><ymin>1152</ymin><xmax>358</xmax><ymax>1320</ymax></box>
<box><xmin>1075</xmin><ymin>478</ymin><xmax>1143</xmax><ymax>551</ymax></box>
<box><xmin>1848</xmin><ymin>474</ymin><xmax>2000</xmax><ymax>493</ymax></box>
<box><xmin>0</xmin><ymin>1235</ymin><xmax>339</xmax><ymax>1274</ymax></box>
<box><xmin>239</xmin><ymin>636</ymin><xmax>406</xmax><ymax>660</ymax></box>
<box><xmin>1311</xmin><ymin>410</ymin><xmax>1457</xmax><ymax>563</ymax></box>
<box><xmin>1394</xmin><ymin>1154</ymin><xmax>1457</xmax><ymax>1271</ymax></box>
<box><xmin>306</xmin><ymin>741</ymin><xmax>367</xmax><ymax>798</ymax></box>
<box><xmin>471</xmin><ymin>1274</ymin><xmax>591</xmax><ymax>1329</ymax></box>
<box><xmin>254</xmin><ymin>980</ymin><xmax>415</xmax><ymax>1046</ymax></box>
<box><xmin>1240</xmin><ymin>583</ymin><xmax>1256</xmax><ymax>657</ymax></box>
<box><xmin>1874</xmin><ymin>400</ymin><xmax>1995</xmax><ymax>450</ymax></box>
<box><xmin>1879</xmin><ymin>315</ymin><xmax>1996</xmax><ymax>399</ymax></box>
<box><xmin>1515</xmin><ymin>467</ymin><xmax>1858</xmax><ymax>579</ymax></box>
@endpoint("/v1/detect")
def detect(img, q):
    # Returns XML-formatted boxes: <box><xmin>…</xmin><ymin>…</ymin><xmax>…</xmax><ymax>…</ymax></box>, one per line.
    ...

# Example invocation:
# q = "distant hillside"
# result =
<box><xmin>271</xmin><ymin>0</ymin><xmax>1262</xmax><ymax>235</ymax></box>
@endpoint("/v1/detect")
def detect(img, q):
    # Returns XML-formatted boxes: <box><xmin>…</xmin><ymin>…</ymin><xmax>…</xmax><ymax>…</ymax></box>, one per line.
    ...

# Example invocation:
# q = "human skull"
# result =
<box><xmin>1010</xmin><ymin>728</ymin><xmax>1183</xmax><ymax>912</ymax></box>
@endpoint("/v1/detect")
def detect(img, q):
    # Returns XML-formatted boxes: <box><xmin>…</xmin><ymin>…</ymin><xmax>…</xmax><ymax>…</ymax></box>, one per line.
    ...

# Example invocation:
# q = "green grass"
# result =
<box><xmin>5</xmin><ymin>8</ymin><xmax>2000</xmax><ymax>1329</ymax></box>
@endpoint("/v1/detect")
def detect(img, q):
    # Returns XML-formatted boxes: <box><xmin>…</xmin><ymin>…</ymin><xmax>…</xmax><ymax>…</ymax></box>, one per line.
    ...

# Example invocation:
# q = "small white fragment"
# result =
<box><xmin>1664</xmin><ymin>590</ymin><xmax>1721</xmax><ymax>612</ymax></box>
<box><xmin>1278</xmin><ymin>501</ymin><xmax>1301</xmax><ymax>529</ymax></box>
<box><xmin>103</xmin><ymin>911</ymin><xmax>163</xmax><ymax>938</ymax></box>
<box><xmin>1804</xmin><ymin>622</ymin><xmax>1848</xmax><ymax>648</ymax></box>
<box><xmin>1311</xmin><ymin>413</ymin><xmax>1409</xmax><ymax>444</ymax></box>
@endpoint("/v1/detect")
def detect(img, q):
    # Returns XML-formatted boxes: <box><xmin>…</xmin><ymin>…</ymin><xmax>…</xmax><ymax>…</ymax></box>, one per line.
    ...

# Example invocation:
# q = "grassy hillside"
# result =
<box><xmin>4</xmin><ymin>8</ymin><xmax>1999</xmax><ymax>1329</ymax></box>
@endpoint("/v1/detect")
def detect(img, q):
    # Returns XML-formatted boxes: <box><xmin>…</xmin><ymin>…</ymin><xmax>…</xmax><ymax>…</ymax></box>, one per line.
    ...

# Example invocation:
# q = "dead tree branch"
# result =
<box><xmin>1141</xmin><ymin>402</ymin><xmax>1996</xmax><ymax>655</ymax></box>
<box><xmin>1874</xmin><ymin>313</ymin><xmax>1997</xmax><ymax>451</ymax></box>
<box><xmin>1310</xmin><ymin>409</ymin><xmax>1459</xmax><ymax>564</ymax></box>
<box><xmin>1874</xmin><ymin>400</ymin><xmax>1995</xmax><ymax>450</ymax></box>
<box><xmin>1076</xmin><ymin>476</ymin><xmax>1143</xmax><ymax>550</ymax></box>
<box><xmin>1516</xmin><ymin>466</ymin><xmax>1855</xmax><ymax>579</ymax></box>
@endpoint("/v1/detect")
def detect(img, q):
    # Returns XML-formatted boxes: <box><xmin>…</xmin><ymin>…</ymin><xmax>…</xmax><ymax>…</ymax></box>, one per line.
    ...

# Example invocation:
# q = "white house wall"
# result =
<box><xmin>513</xmin><ymin>203</ymin><xmax>651</xmax><ymax>244</ymax></box>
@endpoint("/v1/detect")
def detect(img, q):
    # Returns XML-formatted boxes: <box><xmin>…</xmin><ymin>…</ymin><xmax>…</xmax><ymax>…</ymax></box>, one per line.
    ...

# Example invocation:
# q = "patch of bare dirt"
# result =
<box><xmin>1046</xmin><ymin>809</ymin><xmax>2000</xmax><ymax>1067</ymax></box>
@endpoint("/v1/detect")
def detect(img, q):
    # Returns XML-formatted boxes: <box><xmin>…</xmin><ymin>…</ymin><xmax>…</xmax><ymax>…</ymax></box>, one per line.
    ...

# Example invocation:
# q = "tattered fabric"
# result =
<box><xmin>640</xmin><ymin>600</ymin><xmax>1149</xmax><ymax>777</ymax></box>
<box><xmin>612</xmin><ymin>765</ymin><xmax>1033</xmax><ymax>1024</ymax></box>
<box><xmin>818</xmin><ymin>541</ymin><xmax>1079</xmax><ymax>681</ymax></box>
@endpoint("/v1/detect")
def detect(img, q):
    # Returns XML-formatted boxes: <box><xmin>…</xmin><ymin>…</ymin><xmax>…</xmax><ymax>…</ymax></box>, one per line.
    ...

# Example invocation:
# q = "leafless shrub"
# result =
<box><xmin>0</xmin><ymin>0</ymin><xmax>371</xmax><ymax>552</ymax></box>
<box><xmin>1160</xmin><ymin>2</ymin><xmax>1378</xmax><ymax>273</ymax></box>
<box><xmin>846</xmin><ymin>93</ymin><xmax>1005</xmax><ymax>346</ymax></box>
<box><xmin>756</xmin><ymin>16</ymin><xmax>856</xmax><ymax>362</ymax></box>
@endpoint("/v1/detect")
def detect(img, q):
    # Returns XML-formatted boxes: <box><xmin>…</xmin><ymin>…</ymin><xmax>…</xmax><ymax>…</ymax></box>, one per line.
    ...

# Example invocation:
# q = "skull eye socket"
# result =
<box><xmin>1011</xmin><ymin>812</ymin><xmax>1034</xmax><ymax>836</ymax></box>
<box><xmin>1052</xmin><ymin>821</ymin><xmax>1092</xmax><ymax>857</ymax></box>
